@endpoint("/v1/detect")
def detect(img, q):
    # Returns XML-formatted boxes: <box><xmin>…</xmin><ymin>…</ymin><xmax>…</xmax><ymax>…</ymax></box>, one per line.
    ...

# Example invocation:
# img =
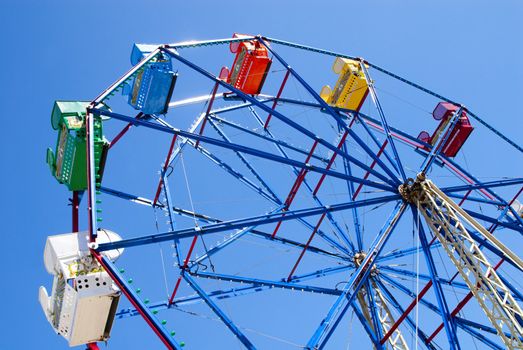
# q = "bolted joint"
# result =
<box><xmin>399</xmin><ymin>173</ymin><xmax>426</xmax><ymax>203</ymax></box>
<box><xmin>353</xmin><ymin>252</ymin><xmax>378</xmax><ymax>276</ymax></box>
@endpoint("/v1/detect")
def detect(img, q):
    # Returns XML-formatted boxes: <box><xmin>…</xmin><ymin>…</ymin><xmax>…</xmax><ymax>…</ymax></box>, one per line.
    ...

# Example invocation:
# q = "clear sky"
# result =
<box><xmin>1</xmin><ymin>1</ymin><xmax>522</xmax><ymax>349</ymax></box>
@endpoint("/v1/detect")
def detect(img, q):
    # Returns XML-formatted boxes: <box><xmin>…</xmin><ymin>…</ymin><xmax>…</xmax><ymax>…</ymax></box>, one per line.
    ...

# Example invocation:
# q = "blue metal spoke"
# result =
<box><xmin>92</xmin><ymin>108</ymin><xmax>397</xmax><ymax>194</ymax></box>
<box><xmin>161</xmin><ymin>201</ymin><xmax>348</xmax><ymax>262</ymax></box>
<box><xmin>377</xmin><ymin>242</ymin><xmax>442</xmax><ymax>263</ymax></box>
<box><xmin>340</xmin><ymin>135</ymin><xmax>364</xmax><ymax>251</ymax></box>
<box><xmin>379</xmin><ymin>274</ymin><xmax>441</xmax><ymax>314</ymax></box>
<box><xmin>116</xmin><ymin>265</ymin><xmax>356</xmax><ymax>320</ymax></box>
<box><xmin>378</xmin><ymin>266</ymin><xmax>470</xmax><ymax>291</ymax></box>
<box><xmin>454</xmin><ymin>317</ymin><xmax>523</xmax><ymax>342</ymax></box>
<box><xmin>359</xmin><ymin>62</ymin><xmax>407</xmax><ymax>182</ymax></box>
<box><xmin>446</xmin><ymin>193</ymin><xmax>505</xmax><ymax>207</ymax></box>
<box><xmin>162</xmin><ymin>47</ymin><xmax>399</xmax><ymax>188</ymax></box>
<box><xmin>192</xmin><ymin>142</ymin><xmax>278</xmax><ymax>203</ymax></box>
<box><xmin>263</xmin><ymin>36</ymin><xmax>523</xmax><ymax>155</ymax></box>
<box><xmin>210</xmin><ymin>114</ymin><xmax>330</xmax><ymax>164</ymax></box>
<box><xmin>413</xmin><ymin>207</ymin><xmax>461</xmax><ymax>350</ymax></box>
<box><xmin>464</xmin><ymin>208</ymin><xmax>523</xmax><ymax>233</ymax></box>
<box><xmin>189</xmin><ymin>206</ymin><xmax>285</xmax><ymax>267</ymax></box>
<box><xmin>441</xmin><ymin>178</ymin><xmax>523</xmax><ymax>195</ymax></box>
<box><xmin>457</xmin><ymin>323</ymin><xmax>504</xmax><ymax>350</ymax></box>
<box><xmin>306</xmin><ymin>202</ymin><xmax>406</xmax><ymax>349</ymax></box>
<box><xmin>100</xmin><ymin>186</ymin><xmax>158</xmax><ymax>207</ymax></box>
<box><xmin>116</xmin><ymin>285</ymin><xmax>266</xmax><ymax>319</ymax></box>
<box><xmin>192</xmin><ymin>271</ymin><xmax>343</xmax><ymax>296</ymax></box>
<box><xmin>182</xmin><ymin>272</ymin><xmax>257</xmax><ymax>349</ymax></box>
<box><xmin>207</xmin><ymin>117</ymin><xmax>281</xmax><ymax>203</ymax></box>
<box><xmin>290</xmin><ymin>265</ymin><xmax>355</xmax><ymax>283</ymax></box>
<box><xmin>353</xmin><ymin>113</ymin><xmax>400</xmax><ymax>174</ymax></box>
<box><xmin>248</xmin><ymin>107</ymin><xmax>356</xmax><ymax>253</ymax></box>
<box><xmin>441</xmin><ymin>156</ymin><xmax>523</xmax><ymax>227</ymax></box>
<box><xmin>97</xmin><ymin>194</ymin><xmax>400</xmax><ymax>252</ymax></box>
<box><xmin>258</xmin><ymin>38</ymin><xmax>402</xmax><ymax>186</ymax></box>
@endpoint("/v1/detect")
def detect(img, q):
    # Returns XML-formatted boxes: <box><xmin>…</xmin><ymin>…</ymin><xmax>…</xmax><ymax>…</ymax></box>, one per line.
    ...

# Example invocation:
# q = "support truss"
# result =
<box><xmin>410</xmin><ymin>176</ymin><xmax>523</xmax><ymax>349</ymax></box>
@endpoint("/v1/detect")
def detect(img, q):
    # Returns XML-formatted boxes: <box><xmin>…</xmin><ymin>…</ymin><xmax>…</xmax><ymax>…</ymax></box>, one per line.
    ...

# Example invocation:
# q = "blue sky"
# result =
<box><xmin>1</xmin><ymin>1</ymin><xmax>522</xmax><ymax>349</ymax></box>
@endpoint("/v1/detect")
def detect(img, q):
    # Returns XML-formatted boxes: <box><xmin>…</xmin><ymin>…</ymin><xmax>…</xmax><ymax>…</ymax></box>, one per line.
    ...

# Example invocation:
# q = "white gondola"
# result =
<box><xmin>39</xmin><ymin>229</ymin><xmax>123</xmax><ymax>347</ymax></box>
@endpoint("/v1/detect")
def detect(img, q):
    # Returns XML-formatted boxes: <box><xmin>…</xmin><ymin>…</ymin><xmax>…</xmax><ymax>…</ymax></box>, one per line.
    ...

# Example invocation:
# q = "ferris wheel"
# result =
<box><xmin>40</xmin><ymin>34</ymin><xmax>523</xmax><ymax>350</ymax></box>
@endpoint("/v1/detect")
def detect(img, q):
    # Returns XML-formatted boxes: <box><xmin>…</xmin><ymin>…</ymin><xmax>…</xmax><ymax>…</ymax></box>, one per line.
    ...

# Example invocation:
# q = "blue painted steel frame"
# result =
<box><xmin>183</xmin><ymin>272</ymin><xmax>257</xmax><ymax>349</ymax></box>
<box><xmin>306</xmin><ymin>202</ymin><xmax>406</xmax><ymax>349</ymax></box>
<box><xmin>258</xmin><ymin>39</ymin><xmax>403</xmax><ymax>187</ymax></box>
<box><xmin>263</xmin><ymin>36</ymin><xmax>523</xmax><ymax>155</ymax></box>
<box><xmin>90</xmin><ymin>108</ymin><xmax>396</xmax><ymax>194</ymax></box>
<box><xmin>413</xmin><ymin>207</ymin><xmax>461</xmax><ymax>349</ymax></box>
<box><xmin>161</xmin><ymin>47</ymin><xmax>399</xmax><ymax>189</ymax></box>
<box><xmin>96</xmin><ymin>194</ymin><xmax>400</xmax><ymax>252</ymax></box>
<box><xmin>246</xmin><ymin>108</ymin><xmax>357</xmax><ymax>252</ymax></box>
<box><xmin>78</xmin><ymin>35</ymin><xmax>523</xmax><ymax>350</ymax></box>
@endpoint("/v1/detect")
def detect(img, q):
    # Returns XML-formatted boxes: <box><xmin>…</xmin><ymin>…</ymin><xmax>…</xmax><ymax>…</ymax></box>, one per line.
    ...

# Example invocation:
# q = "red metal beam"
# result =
<box><xmin>313</xmin><ymin>130</ymin><xmax>349</xmax><ymax>196</ymax></box>
<box><xmin>92</xmin><ymin>251</ymin><xmax>175</xmax><ymax>350</ymax></box>
<box><xmin>168</xmin><ymin>235</ymin><xmax>200</xmax><ymax>305</ymax></box>
<box><xmin>72</xmin><ymin>191</ymin><xmax>79</xmax><ymax>232</ymax></box>
<box><xmin>352</xmin><ymin>140</ymin><xmax>388</xmax><ymax>200</ymax></box>
<box><xmin>109</xmin><ymin>112</ymin><xmax>144</xmax><ymax>149</ymax></box>
<box><xmin>86</xmin><ymin>343</ymin><xmax>100</xmax><ymax>350</ymax></box>
<box><xmin>426</xmin><ymin>259</ymin><xmax>504</xmax><ymax>343</ymax></box>
<box><xmin>264</xmin><ymin>70</ymin><xmax>290</xmax><ymax>129</ymax></box>
<box><xmin>380</xmin><ymin>280</ymin><xmax>433</xmax><ymax>345</ymax></box>
<box><xmin>287</xmin><ymin>212</ymin><xmax>327</xmax><ymax>281</ymax></box>
<box><xmin>153</xmin><ymin>134</ymin><xmax>178</xmax><ymax>206</ymax></box>
<box><xmin>271</xmin><ymin>140</ymin><xmax>319</xmax><ymax>238</ymax></box>
<box><xmin>195</xmin><ymin>82</ymin><xmax>219</xmax><ymax>149</ymax></box>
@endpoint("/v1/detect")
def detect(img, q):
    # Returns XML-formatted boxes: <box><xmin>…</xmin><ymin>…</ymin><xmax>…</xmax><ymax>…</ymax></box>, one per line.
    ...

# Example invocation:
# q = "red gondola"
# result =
<box><xmin>418</xmin><ymin>102</ymin><xmax>474</xmax><ymax>157</ymax></box>
<box><xmin>226</xmin><ymin>33</ymin><xmax>272</xmax><ymax>95</ymax></box>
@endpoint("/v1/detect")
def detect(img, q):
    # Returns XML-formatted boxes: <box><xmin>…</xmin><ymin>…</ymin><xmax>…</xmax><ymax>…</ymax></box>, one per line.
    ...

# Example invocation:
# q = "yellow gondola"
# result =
<box><xmin>320</xmin><ymin>57</ymin><xmax>369</xmax><ymax>111</ymax></box>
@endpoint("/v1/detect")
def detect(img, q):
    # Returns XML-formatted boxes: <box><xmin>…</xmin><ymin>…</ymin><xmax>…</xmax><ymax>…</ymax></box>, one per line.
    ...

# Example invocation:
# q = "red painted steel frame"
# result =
<box><xmin>153</xmin><ymin>135</ymin><xmax>178</xmax><ymax>206</ymax></box>
<box><xmin>72</xmin><ymin>191</ymin><xmax>79</xmax><ymax>232</ymax></box>
<box><xmin>271</xmin><ymin>140</ymin><xmax>319</xmax><ymax>238</ymax></box>
<box><xmin>264</xmin><ymin>70</ymin><xmax>290</xmax><ymax>129</ymax></box>
<box><xmin>109</xmin><ymin>112</ymin><xmax>144</xmax><ymax>149</ymax></box>
<box><xmin>86</xmin><ymin>343</ymin><xmax>100</xmax><ymax>350</ymax></box>
<box><xmin>313</xmin><ymin>130</ymin><xmax>350</xmax><ymax>196</ymax></box>
<box><xmin>352</xmin><ymin>140</ymin><xmax>388</xmax><ymax>200</ymax></box>
<box><xmin>168</xmin><ymin>235</ymin><xmax>199</xmax><ymax>305</ymax></box>
<box><xmin>92</xmin><ymin>251</ymin><xmax>175</xmax><ymax>350</ymax></box>
<box><xmin>287</xmin><ymin>212</ymin><xmax>327</xmax><ymax>281</ymax></box>
<box><xmin>194</xmin><ymin>82</ymin><xmax>220</xmax><ymax>149</ymax></box>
